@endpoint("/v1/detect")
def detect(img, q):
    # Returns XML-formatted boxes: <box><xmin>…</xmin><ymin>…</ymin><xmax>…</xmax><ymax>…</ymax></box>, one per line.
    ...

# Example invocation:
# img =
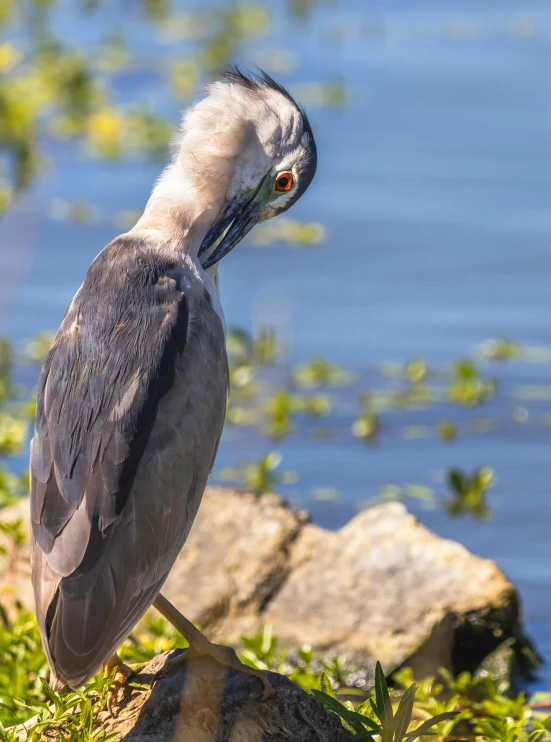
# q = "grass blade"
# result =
<box><xmin>374</xmin><ymin>661</ymin><xmax>393</xmax><ymax>726</ymax></box>
<box><xmin>354</xmin><ymin>733</ymin><xmax>377</xmax><ymax>742</ymax></box>
<box><xmin>320</xmin><ymin>672</ymin><xmax>336</xmax><ymax>699</ymax></box>
<box><xmin>356</xmin><ymin>698</ymin><xmax>373</xmax><ymax>716</ymax></box>
<box><xmin>404</xmin><ymin>712</ymin><xmax>456</xmax><ymax>741</ymax></box>
<box><xmin>393</xmin><ymin>684</ymin><xmax>417</xmax><ymax>742</ymax></box>
<box><xmin>312</xmin><ymin>690</ymin><xmax>381</xmax><ymax>734</ymax></box>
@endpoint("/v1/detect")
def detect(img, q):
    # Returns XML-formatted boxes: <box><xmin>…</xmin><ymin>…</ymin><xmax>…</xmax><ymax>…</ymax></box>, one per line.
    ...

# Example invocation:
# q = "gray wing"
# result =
<box><xmin>30</xmin><ymin>235</ymin><xmax>226</xmax><ymax>688</ymax></box>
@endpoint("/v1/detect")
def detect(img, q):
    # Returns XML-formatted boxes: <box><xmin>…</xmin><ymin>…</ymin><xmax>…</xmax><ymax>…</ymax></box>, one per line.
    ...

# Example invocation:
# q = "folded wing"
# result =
<box><xmin>31</xmin><ymin>236</ymin><xmax>198</xmax><ymax>687</ymax></box>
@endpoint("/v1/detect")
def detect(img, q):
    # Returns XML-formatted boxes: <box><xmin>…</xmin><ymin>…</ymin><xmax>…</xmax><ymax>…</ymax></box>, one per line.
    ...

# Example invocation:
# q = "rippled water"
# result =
<box><xmin>1</xmin><ymin>0</ymin><xmax>551</xmax><ymax>678</ymax></box>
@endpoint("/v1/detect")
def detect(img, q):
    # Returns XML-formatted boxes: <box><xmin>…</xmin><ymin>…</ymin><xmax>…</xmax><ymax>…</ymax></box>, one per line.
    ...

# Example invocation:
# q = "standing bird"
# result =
<box><xmin>30</xmin><ymin>68</ymin><xmax>317</xmax><ymax>702</ymax></box>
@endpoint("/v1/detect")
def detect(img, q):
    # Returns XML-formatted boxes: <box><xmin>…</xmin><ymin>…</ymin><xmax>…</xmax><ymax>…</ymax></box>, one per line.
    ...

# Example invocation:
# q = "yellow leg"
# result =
<box><xmin>152</xmin><ymin>593</ymin><xmax>272</xmax><ymax>696</ymax></box>
<box><xmin>105</xmin><ymin>653</ymin><xmax>133</xmax><ymax>715</ymax></box>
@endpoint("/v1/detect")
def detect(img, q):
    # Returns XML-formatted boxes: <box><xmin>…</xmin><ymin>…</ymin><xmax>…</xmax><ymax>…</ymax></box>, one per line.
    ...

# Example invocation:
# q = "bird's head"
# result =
<box><xmin>172</xmin><ymin>67</ymin><xmax>317</xmax><ymax>269</ymax></box>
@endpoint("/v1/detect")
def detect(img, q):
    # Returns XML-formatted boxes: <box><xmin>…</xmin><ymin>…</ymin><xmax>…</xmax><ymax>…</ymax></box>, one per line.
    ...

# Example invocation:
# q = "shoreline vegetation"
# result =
<box><xmin>1</xmin><ymin>331</ymin><xmax>551</xmax><ymax>737</ymax></box>
<box><xmin>0</xmin><ymin>500</ymin><xmax>550</xmax><ymax>739</ymax></box>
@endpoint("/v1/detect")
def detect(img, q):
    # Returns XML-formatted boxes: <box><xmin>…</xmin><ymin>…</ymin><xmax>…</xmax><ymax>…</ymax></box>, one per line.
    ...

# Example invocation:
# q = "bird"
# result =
<box><xmin>30</xmin><ymin>67</ymin><xmax>317</xmax><ymax>706</ymax></box>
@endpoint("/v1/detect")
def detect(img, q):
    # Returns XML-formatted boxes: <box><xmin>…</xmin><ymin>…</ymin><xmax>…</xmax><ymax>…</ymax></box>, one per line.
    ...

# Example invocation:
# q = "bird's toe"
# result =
<box><xmin>105</xmin><ymin>663</ymin><xmax>133</xmax><ymax>716</ymax></box>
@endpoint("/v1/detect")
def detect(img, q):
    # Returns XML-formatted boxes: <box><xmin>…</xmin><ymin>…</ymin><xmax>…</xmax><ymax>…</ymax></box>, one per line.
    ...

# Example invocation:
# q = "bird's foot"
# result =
<box><xmin>151</xmin><ymin>594</ymin><xmax>272</xmax><ymax>697</ymax></box>
<box><xmin>152</xmin><ymin>643</ymin><xmax>272</xmax><ymax>697</ymax></box>
<box><xmin>105</xmin><ymin>655</ymin><xmax>133</xmax><ymax>716</ymax></box>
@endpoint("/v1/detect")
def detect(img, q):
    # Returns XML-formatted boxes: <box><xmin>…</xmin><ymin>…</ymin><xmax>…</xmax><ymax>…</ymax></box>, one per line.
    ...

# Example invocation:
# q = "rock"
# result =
<box><xmin>96</xmin><ymin>651</ymin><xmax>354</xmax><ymax>741</ymax></box>
<box><xmin>163</xmin><ymin>488</ymin><xmax>308</xmax><ymax>631</ymax></box>
<box><xmin>0</xmin><ymin>490</ymin><xmax>528</xmax><ymax>681</ymax></box>
<box><xmin>168</xmin><ymin>493</ymin><xmax>524</xmax><ymax>681</ymax></box>
<box><xmin>240</xmin><ymin>503</ymin><xmax>522</xmax><ymax>679</ymax></box>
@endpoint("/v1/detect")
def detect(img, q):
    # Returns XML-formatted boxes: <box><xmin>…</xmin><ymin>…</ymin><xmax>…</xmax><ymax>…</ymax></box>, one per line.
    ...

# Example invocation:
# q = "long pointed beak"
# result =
<box><xmin>199</xmin><ymin>178</ymin><xmax>265</xmax><ymax>269</ymax></box>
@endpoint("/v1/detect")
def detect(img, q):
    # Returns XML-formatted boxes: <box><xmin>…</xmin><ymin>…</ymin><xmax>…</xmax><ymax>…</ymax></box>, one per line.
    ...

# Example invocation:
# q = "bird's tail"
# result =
<box><xmin>48</xmin><ymin>669</ymin><xmax>66</xmax><ymax>693</ymax></box>
<box><xmin>33</xmin><ymin>535</ymin><xmax>168</xmax><ymax>689</ymax></box>
<box><xmin>31</xmin><ymin>537</ymin><xmax>61</xmax><ymax>677</ymax></box>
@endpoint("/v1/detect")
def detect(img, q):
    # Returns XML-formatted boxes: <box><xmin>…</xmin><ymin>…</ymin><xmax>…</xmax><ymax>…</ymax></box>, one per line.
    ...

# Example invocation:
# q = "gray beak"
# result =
<box><xmin>198</xmin><ymin>179</ymin><xmax>265</xmax><ymax>269</ymax></box>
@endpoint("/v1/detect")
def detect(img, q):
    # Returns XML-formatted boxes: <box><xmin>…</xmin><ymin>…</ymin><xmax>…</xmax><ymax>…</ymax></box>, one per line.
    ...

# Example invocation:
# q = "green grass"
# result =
<box><xmin>1</xmin><ymin>335</ymin><xmax>551</xmax><ymax>738</ymax></box>
<box><xmin>1</xmin><ymin>607</ymin><xmax>551</xmax><ymax>740</ymax></box>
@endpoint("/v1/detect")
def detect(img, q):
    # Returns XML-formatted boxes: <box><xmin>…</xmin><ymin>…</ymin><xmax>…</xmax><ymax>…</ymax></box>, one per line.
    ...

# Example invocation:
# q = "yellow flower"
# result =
<box><xmin>89</xmin><ymin>108</ymin><xmax>122</xmax><ymax>140</ymax></box>
<box><xmin>88</xmin><ymin>108</ymin><xmax>124</xmax><ymax>158</ymax></box>
<box><xmin>0</xmin><ymin>43</ymin><xmax>22</xmax><ymax>73</ymax></box>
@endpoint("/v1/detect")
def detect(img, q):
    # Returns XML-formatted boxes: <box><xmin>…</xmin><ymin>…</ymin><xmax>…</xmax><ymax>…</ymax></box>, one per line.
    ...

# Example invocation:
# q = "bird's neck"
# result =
<box><xmin>132</xmin><ymin>160</ymin><xmax>227</xmax><ymax>257</ymax></box>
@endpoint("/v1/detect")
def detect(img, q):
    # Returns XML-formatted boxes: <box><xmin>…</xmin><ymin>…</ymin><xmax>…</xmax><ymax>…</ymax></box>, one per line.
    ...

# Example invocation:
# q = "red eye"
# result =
<box><xmin>275</xmin><ymin>171</ymin><xmax>294</xmax><ymax>192</ymax></box>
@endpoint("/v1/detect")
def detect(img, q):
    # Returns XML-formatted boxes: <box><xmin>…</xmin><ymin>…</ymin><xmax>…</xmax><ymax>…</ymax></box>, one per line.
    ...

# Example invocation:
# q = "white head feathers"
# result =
<box><xmin>135</xmin><ymin>67</ymin><xmax>317</xmax><ymax>254</ymax></box>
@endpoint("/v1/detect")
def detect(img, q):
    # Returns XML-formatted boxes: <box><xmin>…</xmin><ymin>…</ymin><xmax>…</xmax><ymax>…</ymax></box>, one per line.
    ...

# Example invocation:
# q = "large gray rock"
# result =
<box><xmin>98</xmin><ymin>651</ymin><xmax>354</xmax><ymax>741</ymax></box>
<box><xmin>165</xmin><ymin>491</ymin><xmax>524</xmax><ymax>679</ymax></box>
<box><xmin>244</xmin><ymin>503</ymin><xmax>518</xmax><ymax>674</ymax></box>
<box><xmin>0</xmin><ymin>489</ymin><xmax>526</xmax><ymax>679</ymax></box>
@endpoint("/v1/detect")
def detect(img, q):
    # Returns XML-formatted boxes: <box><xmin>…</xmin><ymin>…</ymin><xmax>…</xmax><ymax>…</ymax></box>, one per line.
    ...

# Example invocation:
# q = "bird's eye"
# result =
<box><xmin>274</xmin><ymin>171</ymin><xmax>294</xmax><ymax>193</ymax></box>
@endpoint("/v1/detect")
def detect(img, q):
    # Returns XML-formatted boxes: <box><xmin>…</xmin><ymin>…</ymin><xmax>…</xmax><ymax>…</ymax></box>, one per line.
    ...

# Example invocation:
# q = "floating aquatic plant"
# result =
<box><xmin>447</xmin><ymin>359</ymin><xmax>495</xmax><ymax>407</ymax></box>
<box><xmin>444</xmin><ymin>466</ymin><xmax>495</xmax><ymax>519</ymax></box>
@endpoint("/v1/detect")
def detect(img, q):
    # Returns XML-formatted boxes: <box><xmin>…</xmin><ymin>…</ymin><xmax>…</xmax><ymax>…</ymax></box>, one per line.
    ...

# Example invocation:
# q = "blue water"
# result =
<box><xmin>1</xmin><ymin>0</ymin><xmax>551</xmax><ymax>680</ymax></box>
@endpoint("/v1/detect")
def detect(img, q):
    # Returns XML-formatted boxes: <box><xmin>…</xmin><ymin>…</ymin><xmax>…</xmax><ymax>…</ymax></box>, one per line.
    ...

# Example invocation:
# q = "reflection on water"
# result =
<box><xmin>1</xmin><ymin>0</ymin><xmax>551</xmax><ymax>676</ymax></box>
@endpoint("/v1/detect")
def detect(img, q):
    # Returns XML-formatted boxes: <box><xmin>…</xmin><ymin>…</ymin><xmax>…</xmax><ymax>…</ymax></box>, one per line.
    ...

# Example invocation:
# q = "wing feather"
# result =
<box><xmin>32</xmin><ymin>236</ymin><xmax>188</xmax><ymax>560</ymax></box>
<box><xmin>30</xmin><ymin>235</ymin><xmax>207</xmax><ymax>685</ymax></box>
